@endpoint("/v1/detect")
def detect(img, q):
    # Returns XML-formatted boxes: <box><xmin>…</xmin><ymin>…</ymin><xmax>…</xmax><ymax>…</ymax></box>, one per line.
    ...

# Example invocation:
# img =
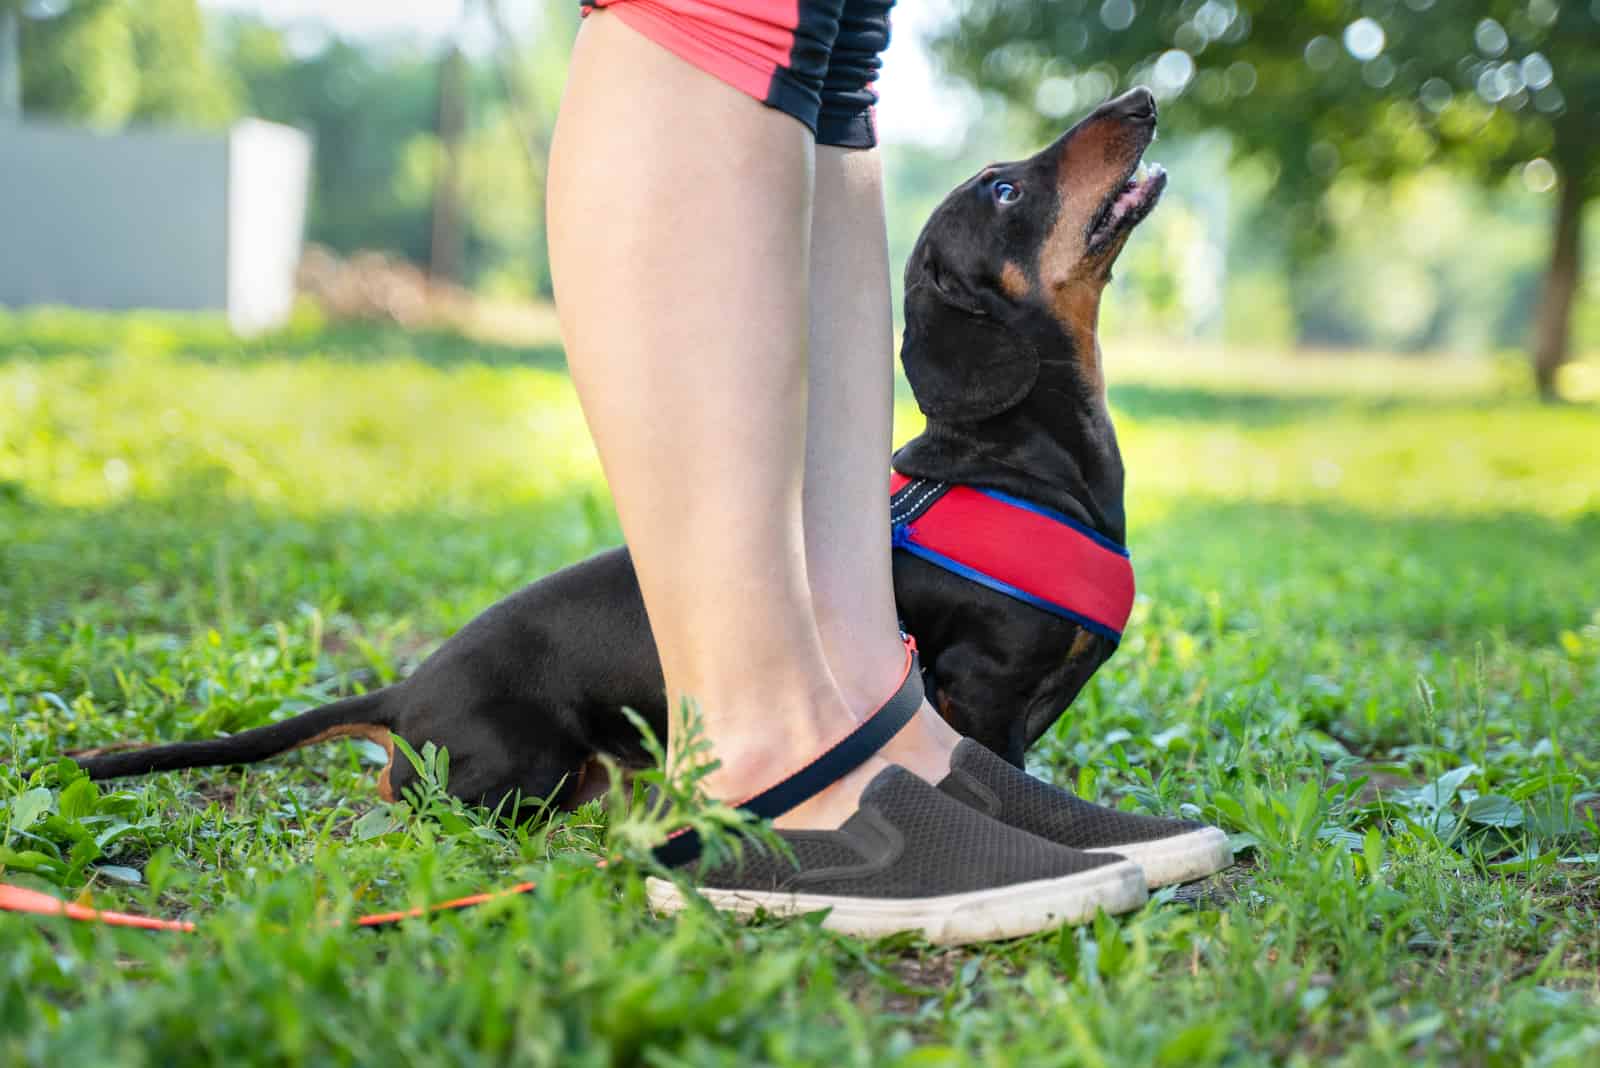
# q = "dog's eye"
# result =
<box><xmin>992</xmin><ymin>181</ymin><xmax>1022</xmax><ymax>205</ymax></box>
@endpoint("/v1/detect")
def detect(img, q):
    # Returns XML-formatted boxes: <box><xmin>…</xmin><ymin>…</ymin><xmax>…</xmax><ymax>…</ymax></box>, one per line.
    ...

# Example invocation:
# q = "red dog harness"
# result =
<box><xmin>890</xmin><ymin>472</ymin><xmax>1135</xmax><ymax>642</ymax></box>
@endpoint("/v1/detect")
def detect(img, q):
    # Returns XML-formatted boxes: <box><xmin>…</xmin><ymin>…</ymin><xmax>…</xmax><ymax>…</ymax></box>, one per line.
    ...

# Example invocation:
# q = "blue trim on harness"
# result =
<box><xmin>891</xmin><ymin>528</ymin><xmax>1124</xmax><ymax>643</ymax></box>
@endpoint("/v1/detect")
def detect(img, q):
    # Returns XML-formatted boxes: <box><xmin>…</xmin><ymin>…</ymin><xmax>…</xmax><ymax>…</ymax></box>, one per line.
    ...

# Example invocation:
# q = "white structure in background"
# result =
<box><xmin>0</xmin><ymin>119</ymin><xmax>311</xmax><ymax>334</ymax></box>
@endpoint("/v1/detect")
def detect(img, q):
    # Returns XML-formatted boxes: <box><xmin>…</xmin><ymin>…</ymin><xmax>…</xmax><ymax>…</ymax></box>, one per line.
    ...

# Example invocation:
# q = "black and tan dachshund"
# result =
<box><xmin>74</xmin><ymin>89</ymin><xmax>1169</xmax><ymax>812</ymax></box>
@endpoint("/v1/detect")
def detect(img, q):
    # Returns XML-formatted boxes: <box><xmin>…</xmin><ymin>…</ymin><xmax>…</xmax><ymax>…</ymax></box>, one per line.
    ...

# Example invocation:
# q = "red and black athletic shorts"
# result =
<box><xmin>579</xmin><ymin>0</ymin><xmax>894</xmax><ymax>149</ymax></box>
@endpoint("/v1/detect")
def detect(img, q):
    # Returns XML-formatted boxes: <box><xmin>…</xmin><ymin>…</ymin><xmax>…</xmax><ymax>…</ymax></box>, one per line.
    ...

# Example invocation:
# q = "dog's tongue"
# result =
<box><xmin>1107</xmin><ymin>162</ymin><xmax>1164</xmax><ymax>226</ymax></box>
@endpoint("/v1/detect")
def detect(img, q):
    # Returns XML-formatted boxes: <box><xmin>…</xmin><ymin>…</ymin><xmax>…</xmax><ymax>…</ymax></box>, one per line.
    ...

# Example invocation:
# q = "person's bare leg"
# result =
<box><xmin>548</xmin><ymin>14</ymin><xmax>898</xmax><ymax>828</ymax></box>
<box><xmin>804</xmin><ymin>145</ymin><xmax>961</xmax><ymax>777</ymax></box>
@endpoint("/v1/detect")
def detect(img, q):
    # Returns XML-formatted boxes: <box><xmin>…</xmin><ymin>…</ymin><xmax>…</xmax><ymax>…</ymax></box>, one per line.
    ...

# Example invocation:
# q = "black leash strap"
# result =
<box><xmin>651</xmin><ymin>651</ymin><xmax>924</xmax><ymax>867</ymax></box>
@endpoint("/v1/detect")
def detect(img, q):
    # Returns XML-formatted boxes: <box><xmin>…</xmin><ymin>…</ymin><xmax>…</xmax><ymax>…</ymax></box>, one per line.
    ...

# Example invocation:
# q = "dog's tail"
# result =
<box><xmin>72</xmin><ymin>690</ymin><xmax>394</xmax><ymax>781</ymax></box>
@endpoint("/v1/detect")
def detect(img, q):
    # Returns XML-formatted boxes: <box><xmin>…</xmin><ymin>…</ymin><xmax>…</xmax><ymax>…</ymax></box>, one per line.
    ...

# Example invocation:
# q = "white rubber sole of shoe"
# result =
<box><xmin>646</xmin><ymin>858</ymin><xmax>1147</xmax><ymax>946</ymax></box>
<box><xmin>1088</xmin><ymin>826</ymin><xmax>1233</xmax><ymax>888</ymax></box>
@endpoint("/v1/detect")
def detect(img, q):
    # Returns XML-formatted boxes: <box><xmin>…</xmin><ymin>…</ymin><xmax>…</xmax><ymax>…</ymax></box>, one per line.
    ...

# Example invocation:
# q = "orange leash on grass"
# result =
<box><xmin>0</xmin><ymin>882</ymin><xmax>198</xmax><ymax>932</ymax></box>
<box><xmin>0</xmin><ymin>877</ymin><xmax>543</xmax><ymax>932</ymax></box>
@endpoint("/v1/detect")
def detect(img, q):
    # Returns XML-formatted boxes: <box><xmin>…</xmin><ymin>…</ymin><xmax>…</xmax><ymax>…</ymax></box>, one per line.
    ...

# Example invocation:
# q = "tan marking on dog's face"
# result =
<box><xmin>1032</xmin><ymin>97</ymin><xmax>1158</xmax><ymax>367</ymax></box>
<box><xmin>1067</xmin><ymin>629</ymin><xmax>1098</xmax><ymax>661</ymax></box>
<box><xmin>1052</xmin><ymin>283</ymin><xmax>1107</xmax><ymax>392</ymax></box>
<box><xmin>1000</xmin><ymin>261</ymin><xmax>1030</xmax><ymax>300</ymax></box>
<box><xmin>1036</xmin><ymin>117</ymin><xmax>1132</xmax><ymax>296</ymax></box>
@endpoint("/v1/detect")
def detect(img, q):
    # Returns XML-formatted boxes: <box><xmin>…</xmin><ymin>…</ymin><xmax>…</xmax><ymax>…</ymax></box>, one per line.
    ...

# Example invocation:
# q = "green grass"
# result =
<box><xmin>2</xmin><ymin>308</ymin><xmax>1598</xmax><ymax>1065</ymax></box>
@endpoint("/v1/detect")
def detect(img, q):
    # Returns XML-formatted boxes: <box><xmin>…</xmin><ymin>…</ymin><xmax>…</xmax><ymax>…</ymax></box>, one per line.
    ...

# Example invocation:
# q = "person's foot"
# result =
<box><xmin>877</xmin><ymin>698</ymin><xmax>961</xmax><ymax>779</ymax></box>
<box><xmin>649</xmin><ymin>765</ymin><xmax>1147</xmax><ymax>944</ymax></box>
<box><xmin>935</xmin><ymin>738</ymin><xmax>1233</xmax><ymax>888</ymax></box>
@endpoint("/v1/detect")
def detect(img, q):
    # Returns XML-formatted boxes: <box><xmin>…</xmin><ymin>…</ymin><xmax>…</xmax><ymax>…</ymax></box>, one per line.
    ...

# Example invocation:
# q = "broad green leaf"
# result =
<box><xmin>1157</xmin><ymin>1020</ymin><xmax>1229</xmax><ymax>1066</ymax></box>
<box><xmin>1419</xmin><ymin>764</ymin><xmax>1479</xmax><ymax>810</ymax></box>
<box><xmin>0</xmin><ymin>847</ymin><xmax>64</xmax><ymax>875</ymax></box>
<box><xmin>1463</xmin><ymin>794</ymin><xmax>1524</xmax><ymax>828</ymax></box>
<box><xmin>353</xmin><ymin>808</ymin><xmax>401</xmax><ymax>842</ymax></box>
<box><xmin>58</xmin><ymin>776</ymin><xmax>100</xmax><ymax>822</ymax></box>
<box><xmin>6</xmin><ymin>788</ymin><xmax>53</xmax><ymax>833</ymax></box>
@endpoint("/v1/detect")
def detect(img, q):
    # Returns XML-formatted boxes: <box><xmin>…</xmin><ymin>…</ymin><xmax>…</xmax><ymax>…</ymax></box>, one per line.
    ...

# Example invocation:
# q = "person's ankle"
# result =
<box><xmin>827</xmin><ymin>637</ymin><xmax>917</xmax><ymax>721</ymax></box>
<box><xmin>666</xmin><ymin>733</ymin><xmax>884</xmax><ymax>832</ymax></box>
<box><xmin>879</xmin><ymin>703</ymin><xmax>958</xmax><ymax>781</ymax></box>
<box><xmin>666</xmin><ymin>691</ymin><xmax>855</xmax><ymax>802</ymax></box>
<box><xmin>825</xmin><ymin>642</ymin><xmax>959</xmax><ymax>784</ymax></box>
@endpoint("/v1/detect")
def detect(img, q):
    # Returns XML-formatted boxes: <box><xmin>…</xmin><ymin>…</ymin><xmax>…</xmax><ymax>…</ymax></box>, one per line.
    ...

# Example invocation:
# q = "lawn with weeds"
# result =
<box><xmin>2</xmin><ymin>308</ymin><xmax>1598</xmax><ymax>1065</ymax></box>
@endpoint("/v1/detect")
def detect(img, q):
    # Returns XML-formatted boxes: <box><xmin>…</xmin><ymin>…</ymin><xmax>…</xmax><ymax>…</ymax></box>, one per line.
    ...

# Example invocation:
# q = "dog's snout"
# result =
<box><xmin>1099</xmin><ymin>87</ymin><xmax>1156</xmax><ymax>124</ymax></box>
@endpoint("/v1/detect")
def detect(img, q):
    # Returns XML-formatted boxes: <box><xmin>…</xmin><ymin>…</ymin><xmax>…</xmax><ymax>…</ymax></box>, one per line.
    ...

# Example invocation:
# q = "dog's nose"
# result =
<box><xmin>1100</xmin><ymin>87</ymin><xmax>1157</xmax><ymax>124</ymax></box>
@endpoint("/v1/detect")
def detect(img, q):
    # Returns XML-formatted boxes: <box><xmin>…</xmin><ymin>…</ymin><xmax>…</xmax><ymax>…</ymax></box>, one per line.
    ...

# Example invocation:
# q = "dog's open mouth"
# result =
<box><xmin>1087</xmin><ymin>159</ymin><xmax>1167</xmax><ymax>252</ymax></box>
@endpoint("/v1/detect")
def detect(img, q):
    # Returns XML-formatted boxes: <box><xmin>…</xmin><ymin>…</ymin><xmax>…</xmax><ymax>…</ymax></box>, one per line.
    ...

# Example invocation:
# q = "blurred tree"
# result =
<box><xmin>15</xmin><ymin>0</ymin><xmax>233</xmax><ymax>126</ymax></box>
<box><xmin>937</xmin><ymin>0</ymin><xmax>1599</xmax><ymax>398</ymax></box>
<box><xmin>17</xmin><ymin>0</ymin><xmax>138</xmax><ymax>124</ymax></box>
<box><xmin>224</xmin><ymin>29</ymin><xmax>441</xmax><ymax>265</ymax></box>
<box><xmin>476</xmin><ymin>0</ymin><xmax>578</xmax><ymax>297</ymax></box>
<box><xmin>2</xmin><ymin>4</ymin><xmax>21</xmax><ymax>118</ymax></box>
<box><xmin>430</xmin><ymin>43</ymin><xmax>469</xmax><ymax>284</ymax></box>
<box><xmin>220</xmin><ymin>2</ymin><xmax>576</xmax><ymax>298</ymax></box>
<box><xmin>126</xmin><ymin>0</ymin><xmax>235</xmax><ymax>125</ymax></box>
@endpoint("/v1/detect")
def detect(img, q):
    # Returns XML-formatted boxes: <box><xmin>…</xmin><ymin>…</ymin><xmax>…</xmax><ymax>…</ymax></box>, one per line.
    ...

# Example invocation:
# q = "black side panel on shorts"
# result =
<box><xmin>817</xmin><ymin>0</ymin><xmax>893</xmax><ymax>148</ymax></box>
<box><xmin>765</xmin><ymin>0</ymin><xmax>846</xmax><ymax>138</ymax></box>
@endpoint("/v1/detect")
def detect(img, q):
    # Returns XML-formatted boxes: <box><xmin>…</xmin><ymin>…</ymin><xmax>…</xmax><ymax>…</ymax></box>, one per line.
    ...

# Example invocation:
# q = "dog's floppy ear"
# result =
<box><xmin>901</xmin><ymin>281</ymin><xmax>1039</xmax><ymax>422</ymax></box>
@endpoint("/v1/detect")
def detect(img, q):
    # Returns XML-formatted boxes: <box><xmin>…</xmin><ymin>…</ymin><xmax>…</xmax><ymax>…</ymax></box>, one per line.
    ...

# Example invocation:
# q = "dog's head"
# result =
<box><xmin>902</xmin><ymin>88</ymin><xmax>1166</xmax><ymax>422</ymax></box>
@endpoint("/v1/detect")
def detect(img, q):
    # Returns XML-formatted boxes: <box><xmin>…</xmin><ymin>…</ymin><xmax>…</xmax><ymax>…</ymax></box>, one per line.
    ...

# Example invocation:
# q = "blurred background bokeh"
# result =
<box><xmin>3</xmin><ymin>0</ymin><xmax>1596</xmax><ymax>398</ymax></box>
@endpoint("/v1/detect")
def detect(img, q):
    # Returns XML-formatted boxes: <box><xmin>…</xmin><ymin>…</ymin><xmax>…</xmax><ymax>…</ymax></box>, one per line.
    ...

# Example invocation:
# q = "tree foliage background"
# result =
<box><xmin>15</xmin><ymin>0</ymin><xmax>232</xmax><ymax>126</ymax></box>
<box><xmin>934</xmin><ymin>0</ymin><xmax>1600</xmax><ymax>394</ymax></box>
<box><xmin>6</xmin><ymin>0</ymin><xmax>1598</xmax><ymax>394</ymax></box>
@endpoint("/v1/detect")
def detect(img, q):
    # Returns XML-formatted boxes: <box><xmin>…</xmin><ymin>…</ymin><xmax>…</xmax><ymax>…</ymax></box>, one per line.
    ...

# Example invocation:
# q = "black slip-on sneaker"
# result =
<box><xmin>936</xmin><ymin>739</ymin><xmax>1233</xmax><ymax>889</ymax></box>
<box><xmin>646</xmin><ymin>765</ymin><xmax>1147</xmax><ymax>945</ymax></box>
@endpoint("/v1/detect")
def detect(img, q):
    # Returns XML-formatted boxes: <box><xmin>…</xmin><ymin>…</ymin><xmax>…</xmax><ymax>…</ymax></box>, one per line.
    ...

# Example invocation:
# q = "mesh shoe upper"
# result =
<box><xmin>691</xmin><ymin>765</ymin><xmax>1121</xmax><ymax>897</ymax></box>
<box><xmin>937</xmin><ymin>738</ymin><xmax>1204</xmax><ymax>850</ymax></box>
